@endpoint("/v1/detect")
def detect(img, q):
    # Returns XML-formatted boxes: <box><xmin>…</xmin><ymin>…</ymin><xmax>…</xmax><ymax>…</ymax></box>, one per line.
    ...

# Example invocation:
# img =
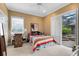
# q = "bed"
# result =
<box><xmin>29</xmin><ymin>35</ymin><xmax>57</xmax><ymax>51</ymax></box>
<box><xmin>32</xmin><ymin>45</ymin><xmax>72</xmax><ymax>56</ymax></box>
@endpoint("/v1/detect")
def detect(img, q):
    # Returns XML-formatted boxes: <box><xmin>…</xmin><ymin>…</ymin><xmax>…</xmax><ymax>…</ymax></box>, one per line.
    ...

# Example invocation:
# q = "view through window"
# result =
<box><xmin>62</xmin><ymin>12</ymin><xmax>76</xmax><ymax>48</ymax></box>
<box><xmin>11</xmin><ymin>16</ymin><xmax>24</xmax><ymax>33</ymax></box>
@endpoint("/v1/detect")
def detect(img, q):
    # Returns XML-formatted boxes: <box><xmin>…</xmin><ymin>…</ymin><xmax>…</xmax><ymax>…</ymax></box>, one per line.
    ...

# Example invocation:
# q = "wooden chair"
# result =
<box><xmin>13</xmin><ymin>34</ymin><xmax>23</xmax><ymax>48</ymax></box>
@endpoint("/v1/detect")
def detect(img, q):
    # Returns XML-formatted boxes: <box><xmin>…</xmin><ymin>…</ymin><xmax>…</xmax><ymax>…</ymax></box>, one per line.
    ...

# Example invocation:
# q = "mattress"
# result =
<box><xmin>32</xmin><ymin>45</ymin><xmax>72</xmax><ymax>56</ymax></box>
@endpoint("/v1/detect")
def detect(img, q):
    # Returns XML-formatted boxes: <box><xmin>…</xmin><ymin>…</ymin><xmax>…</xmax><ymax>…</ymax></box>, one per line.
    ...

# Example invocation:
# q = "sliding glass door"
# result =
<box><xmin>51</xmin><ymin>9</ymin><xmax>79</xmax><ymax>56</ymax></box>
<box><xmin>61</xmin><ymin>9</ymin><xmax>78</xmax><ymax>50</ymax></box>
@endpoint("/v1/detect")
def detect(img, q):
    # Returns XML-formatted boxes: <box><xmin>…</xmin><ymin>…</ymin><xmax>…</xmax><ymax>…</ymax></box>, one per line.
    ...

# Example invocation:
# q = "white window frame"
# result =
<box><xmin>11</xmin><ymin>16</ymin><xmax>24</xmax><ymax>34</ymax></box>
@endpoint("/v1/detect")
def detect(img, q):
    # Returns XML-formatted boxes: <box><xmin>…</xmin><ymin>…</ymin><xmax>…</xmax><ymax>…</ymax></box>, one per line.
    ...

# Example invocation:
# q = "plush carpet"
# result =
<box><xmin>7</xmin><ymin>43</ymin><xmax>33</xmax><ymax>56</ymax></box>
<box><xmin>32</xmin><ymin>45</ymin><xmax>72</xmax><ymax>56</ymax></box>
<box><xmin>7</xmin><ymin>43</ymin><xmax>73</xmax><ymax>56</ymax></box>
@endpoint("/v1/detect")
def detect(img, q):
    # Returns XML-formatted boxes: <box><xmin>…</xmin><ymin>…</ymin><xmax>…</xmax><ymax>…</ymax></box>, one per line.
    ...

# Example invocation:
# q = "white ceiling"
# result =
<box><xmin>6</xmin><ymin>3</ymin><xmax>70</xmax><ymax>17</ymax></box>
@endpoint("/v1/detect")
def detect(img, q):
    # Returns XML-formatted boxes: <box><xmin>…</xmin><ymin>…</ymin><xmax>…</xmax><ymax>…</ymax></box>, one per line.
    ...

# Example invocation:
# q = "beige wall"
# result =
<box><xmin>0</xmin><ymin>3</ymin><xmax>8</xmax><ymax>16</ymax></box>
<box><xmin>8</xmin><ymin>10</ymin><xmax>44</xmax><ymax>33</ymax></box>
<box><xmin>43</xmin><ymin>3</ymin><xmax>79</xmax><ymax>34</ymax></box>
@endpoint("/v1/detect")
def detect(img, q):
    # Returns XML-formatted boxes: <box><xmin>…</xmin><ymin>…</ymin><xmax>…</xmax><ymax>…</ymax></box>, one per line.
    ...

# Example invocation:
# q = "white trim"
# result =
<box><xmin>76</xmin><ymin>8</ymin><xmax>79</xmax><ymax>46</ymax></box>
<box><xmin>0</xmin><ymin>23</ymin><xmax>3</xmax><ymax>36</ymax></box>
<box><xmin>0</xmin><ymin>9</ymin><xmax>8</xmax><ymax>46</ymax></box>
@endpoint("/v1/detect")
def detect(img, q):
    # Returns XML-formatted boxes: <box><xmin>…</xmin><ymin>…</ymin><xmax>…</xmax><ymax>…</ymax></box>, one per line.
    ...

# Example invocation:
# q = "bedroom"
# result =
<box><xmin>0</xmin><ymin>3</ymin><xmax>79</xmax><ymax>56</ymax></box>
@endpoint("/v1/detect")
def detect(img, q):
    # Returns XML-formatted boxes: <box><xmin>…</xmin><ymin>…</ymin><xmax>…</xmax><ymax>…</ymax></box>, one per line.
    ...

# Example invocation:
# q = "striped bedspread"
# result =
<box><xmin>32</xmin><ymin>36</ymin><xmax>56</xmax><ymax>51</ymax></box>
<box><xmin>30</xmin><ymin>35</ymin><xmax>45</xmax><ymax>43</ymax></box>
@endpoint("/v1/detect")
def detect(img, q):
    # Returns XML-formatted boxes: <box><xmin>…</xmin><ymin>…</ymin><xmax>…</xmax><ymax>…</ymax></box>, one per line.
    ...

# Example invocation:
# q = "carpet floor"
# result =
<box><xmin>7</xmin><ymin>43</ymin><xmax>33</xmax><ymax>56</ymax></box>
<box><xmin>7</xmin><ymin>41</ymin><xmax>74</xmax><ymax>56</ymax></box>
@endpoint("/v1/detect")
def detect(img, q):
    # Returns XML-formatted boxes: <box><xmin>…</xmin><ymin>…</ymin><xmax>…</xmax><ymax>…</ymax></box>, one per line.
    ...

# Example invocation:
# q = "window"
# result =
<box><xmin>11</xmin><ymin>16</ymin><xmax>24</xmax><ymax>33</ymax></box>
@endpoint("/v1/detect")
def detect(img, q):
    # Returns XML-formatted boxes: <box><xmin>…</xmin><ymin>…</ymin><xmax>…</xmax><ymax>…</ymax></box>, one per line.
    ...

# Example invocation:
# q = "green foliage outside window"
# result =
<box><xmin>62</xmin><ymin>25</ymin><xmax>71</xmax><ymax>35</ymax></box>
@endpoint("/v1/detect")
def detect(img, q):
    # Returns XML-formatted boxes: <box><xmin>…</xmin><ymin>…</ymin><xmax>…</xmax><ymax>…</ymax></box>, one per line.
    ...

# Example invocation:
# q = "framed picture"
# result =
<box><xmin>31</xmin><ymin>23</ymin><xmax>39</xmax><ymax>31</ymax></box>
